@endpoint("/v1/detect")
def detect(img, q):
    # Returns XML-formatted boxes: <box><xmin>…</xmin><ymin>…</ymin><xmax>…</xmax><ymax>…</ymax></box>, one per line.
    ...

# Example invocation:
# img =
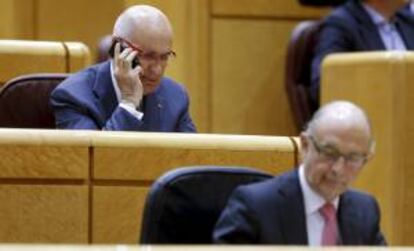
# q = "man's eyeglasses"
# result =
<box><xmin>113</xmin><ymin>36</ymin><xmax>176</xmax><ymax>64</ymax></box>
<box><xmin>308</xmin><ymin>136</ymin><xmax>368</xmax><ymax>168</ymax></box>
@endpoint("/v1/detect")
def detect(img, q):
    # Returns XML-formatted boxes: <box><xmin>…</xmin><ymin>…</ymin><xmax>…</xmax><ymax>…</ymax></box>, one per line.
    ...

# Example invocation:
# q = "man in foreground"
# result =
<box><xmin>214</xmin><ymin>100</ymin><xmax>386</xmax><ymax>245</ymax></box>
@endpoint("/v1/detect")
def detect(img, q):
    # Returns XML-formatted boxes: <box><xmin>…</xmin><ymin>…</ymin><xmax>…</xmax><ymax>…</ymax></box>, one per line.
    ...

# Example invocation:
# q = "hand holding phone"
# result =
<box><xmin>112</xmin><ymin>42</ymin><xmax>143</xmax><ymax>108</ymax></box>
<box><xmin>109</xmin><ymin>41</ymin><xmax>140</xmax><ymax>68</ymax></box>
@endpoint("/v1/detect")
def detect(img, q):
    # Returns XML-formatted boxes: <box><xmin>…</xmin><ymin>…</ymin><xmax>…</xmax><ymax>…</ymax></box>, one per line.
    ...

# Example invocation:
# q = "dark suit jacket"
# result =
<box><xmin>50</xmin><ymin>61</ymin><xmax>196</xmax><ymax>132</ymax></box>
<box><xmin>396</xmin><ymin>3</ymin><xmax>414</xmax><ymax>42</ymax></box>
<box><xmin>213</xmin><ymin>170</ymin><xmax>386</xmax><ymax>245</ymax></box>
<box><xmin>310</xmin><ymin>0</ymin><xmax>414</xmax><ymax>106</ymax></box>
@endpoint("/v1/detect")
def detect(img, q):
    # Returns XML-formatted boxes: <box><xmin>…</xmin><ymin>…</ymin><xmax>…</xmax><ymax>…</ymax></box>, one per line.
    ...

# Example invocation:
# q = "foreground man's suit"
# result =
<box><xmin>213</xmin><ymin>170</ymin><xmax>386</xmax><ymax>245</ymax></box>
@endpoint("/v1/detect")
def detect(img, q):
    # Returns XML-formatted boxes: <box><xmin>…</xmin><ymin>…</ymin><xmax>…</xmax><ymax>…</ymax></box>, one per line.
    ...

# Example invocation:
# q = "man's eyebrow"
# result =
<box><xmin>318</xmin><ymin>142</ymin><xmax>338</xmax><ymax>149</ymax></box>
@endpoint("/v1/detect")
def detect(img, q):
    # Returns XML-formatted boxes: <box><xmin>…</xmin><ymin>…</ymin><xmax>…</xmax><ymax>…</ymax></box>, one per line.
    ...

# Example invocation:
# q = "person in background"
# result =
<box><xmin>51</xmin><ymin>5</ymin><xmax>196</xmax><ymax>132</ymax></box>
<box><xmin>214</xmin><ymin>100</ymin><xmax>386</xmax><ymax>245</ymax></box>
<box><xmin>96</xmin><ymin>35</ymin><xmax>112</xmax><ymax>63</ymax></box>
<box><xmin>310</xmin><ymin>0</ymin><xmax>414</xmax><ymax>108</ymax></box>
<box><xmin>396</xmin><ymin>0</ymin><xmax>414</xmax><ymax>27</ymax></box>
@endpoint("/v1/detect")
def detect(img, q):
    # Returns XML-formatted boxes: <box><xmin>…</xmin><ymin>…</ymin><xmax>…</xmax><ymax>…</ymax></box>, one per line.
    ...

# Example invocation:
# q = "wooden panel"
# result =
<box><xmin>212</xmin><ymin>0</ymin><xmax>329</xmax><ymax>18</ymax></box>
<box><xmin>0</xmin><ymin>40</ymin><xmax>66</xmax><ymax>85</ymax></box>
<box><xmin>401</xmin><ymin>55</ymin><xmax>414</xmax><ymax>245</ymax></box>
<box><xmin>321</xmin><ymin>52</ymin><xmax>414</xmax><ymax>245</ymax></box>
<box><xmin>92</xmin><ymin>132</ymin><xmax>295</xmax><ymax>180</ymax></box>
<box><xmin>36</xmin><ymin>0</ymin><xmax>124</xmax><ymax>62</ymax></box>
<box><xmin>0</xmin><ymin>0</ymin><xmax>34</xmax><ymax>39</ymax></box>
<box><xmin>64</xmin><ymin>42</ymin><xmax>92</xmax><ymax>72</ymax></box>
<box><xmin>0</xmin><ymin>146</ymin><xmax>88</xmax><ymax>179</ymax></box>
<box><xmin>0</xmin><ymin>185</ymin><xmax>88</xmax><ymax>243</ymax></box>
<box><xmin>92</xmin><ymin>186</ymin><xmax>148</xmax><ymax>243</ymax></box>
<box><xmin>212</xmin><ymin>19</ymin><xmax>296</xmax><ymax>135</ymax></box>
<box><xmin>0</xmin><ymin>129</ymin><xmax>90</xmax><ymax>179</ymax></box>
<box><xmin>95</xmin><ymin>148</ymin><xmax>292</xmax><ymax>180</ymax></box>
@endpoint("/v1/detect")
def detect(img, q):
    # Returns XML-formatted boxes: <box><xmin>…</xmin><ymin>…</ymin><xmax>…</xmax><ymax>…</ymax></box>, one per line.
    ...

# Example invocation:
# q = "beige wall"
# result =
<box><xmin>0</xmin><ymin>0</ymin><xmax>328</xmax><ymax>135</ymax></box>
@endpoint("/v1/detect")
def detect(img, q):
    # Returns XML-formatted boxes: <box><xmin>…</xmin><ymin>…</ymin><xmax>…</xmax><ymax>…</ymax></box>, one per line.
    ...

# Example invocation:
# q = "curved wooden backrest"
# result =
<box><xmin>0</xmin><ymin>40</ymin><xmax>90</xmax><ymax>87</ymax></box>
<box><xmin>321</xmin><ymin>51</ymin><xmax>414</xmax><ymax>245</ymax></box>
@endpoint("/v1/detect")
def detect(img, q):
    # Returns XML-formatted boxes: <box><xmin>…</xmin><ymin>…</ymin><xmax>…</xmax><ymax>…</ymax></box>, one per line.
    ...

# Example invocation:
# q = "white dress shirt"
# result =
<box><xmin>110</xmin><ymin>61</ymin><xmax>144</xmax><ymax>120</ymax></box>
<box><xmin>411</xmin><ymin>1</ymin><xmax>414</xmax><ymax>14</ymax></box>
<box><xmin>363</xmin><ymin>3</ymin><xmax>407</xmax><ymax>51</ymax></box>
<box><xmin>298</xmin><ymin>165</ymin><xmax>339</xmax><ymax>246</ymax></box>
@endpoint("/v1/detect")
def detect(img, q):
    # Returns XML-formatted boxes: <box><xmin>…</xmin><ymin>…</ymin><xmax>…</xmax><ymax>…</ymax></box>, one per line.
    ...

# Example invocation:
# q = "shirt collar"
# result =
<box><xmin>110</xmin><ymin>60</ymin><xmax>121</xmax><ymax>103</ymax></box>
<box><xmin>362</xmin><ymin>3</ymin><xmax>389</xmax><ymax>26</ymax></box>
<box><xmin>298</xmin><ymin>165</ymin><xmax>339</xmax><ymax>216</ymax></box>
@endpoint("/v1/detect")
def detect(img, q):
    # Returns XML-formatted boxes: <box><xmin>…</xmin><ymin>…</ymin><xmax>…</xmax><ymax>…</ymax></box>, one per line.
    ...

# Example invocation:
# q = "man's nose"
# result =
<box><xmin>149</xmin><ymin>62</ymin><xmax>163</xmax><ymax>75</ymax></box>
<box><xmin>331</xmin><ymin>156</ymin><xmax>346</xmax><ymax>175</ymax></box>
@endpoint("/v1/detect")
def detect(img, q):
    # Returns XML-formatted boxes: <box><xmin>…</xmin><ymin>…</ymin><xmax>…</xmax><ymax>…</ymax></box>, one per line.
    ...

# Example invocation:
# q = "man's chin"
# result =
<box><xmin>317</xmin><ymin>183</ymin><xmax>346</xmax><ymax>201</ymax></box>
<box><xmin>143</xmin><ymin>82</ymin><xmax>160</xmax><ymax>95</ymax></box>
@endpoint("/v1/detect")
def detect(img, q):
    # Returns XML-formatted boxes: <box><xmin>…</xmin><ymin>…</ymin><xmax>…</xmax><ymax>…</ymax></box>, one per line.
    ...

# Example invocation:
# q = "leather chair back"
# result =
<box><xmin>0</xmin><ymin>73</ymin><xmax>69</xmax><ymax>128</ymax></box>
<box><xmin>140</xmin><ymin>166</ymin><xmax>272</xmax><ymax>244</ymax></box>
<box><xmin>285</xmin><ymin>20</ymin><xmax>322</xmax><ymax>132</ymax></box>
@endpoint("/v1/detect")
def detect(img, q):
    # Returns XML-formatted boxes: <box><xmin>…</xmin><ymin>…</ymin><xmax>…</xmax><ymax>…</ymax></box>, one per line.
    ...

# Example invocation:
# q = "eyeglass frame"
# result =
<box><xmin>112</xmin><ymin>36</ymin><xmax>176</xmax><ymax>64</ymax></box>
<box><xmin>307</xmin><ymin>135</ymin><xmax>369</xmax><ymax>168</ymax></box>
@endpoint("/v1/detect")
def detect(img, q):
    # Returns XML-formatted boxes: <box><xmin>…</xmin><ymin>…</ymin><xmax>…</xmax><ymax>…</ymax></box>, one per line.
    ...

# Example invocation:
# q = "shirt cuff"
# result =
<box><xmin>119</xmin><ymin>101</ymin><xmax>144</xmax><ymax>121</ymax></box>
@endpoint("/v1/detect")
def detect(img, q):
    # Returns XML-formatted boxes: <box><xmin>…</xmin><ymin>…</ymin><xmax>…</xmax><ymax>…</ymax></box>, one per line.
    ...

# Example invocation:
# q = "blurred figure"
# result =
<box><xmin>396</xmin><ymin>0</ymin><xmax>414</xmax><ymax>26</ymax></box>
<box><xmin>214</xmin><ymin>101</ymin><xmax>386</xmax><ymax>245</ymax></box>
<box><xmin>96</xmin><ymin>35</ymin><xmax>112</xmax><ymax>63</ymax></box>
<box><xmin>310</xmin><ymin>0</ymin><xmax>414</xmax><ymax>108</ymax></box>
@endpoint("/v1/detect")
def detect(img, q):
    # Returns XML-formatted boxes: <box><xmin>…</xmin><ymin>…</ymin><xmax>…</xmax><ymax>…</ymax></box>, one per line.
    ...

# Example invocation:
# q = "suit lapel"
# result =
<box><xmin>345</xmin><ymin>0</ymin><xmax>386</xmax><ymax>50</ymax></box>
<box><xmin>279</xmin><ymin>171</ymin><xmax>308</xmax><ymax>245</ymax></box>
<box><xmin>338</xmin><ymin>192</ymin><xmax>360</xmax><ymax>245</ymax></box>
<box><xmin>143</xmin><ymin>81</ymin><xmax>164</xmax><ymax>131</ymax></box>
<box><xmin>92</xmin><ymin>61</ymin><xmax>118</xmax><ymax>123</ymax></box>
<box><xmin>396</xmin><ymin>5</ymin><xmax>414</xmax><ymax>50</ymax></box>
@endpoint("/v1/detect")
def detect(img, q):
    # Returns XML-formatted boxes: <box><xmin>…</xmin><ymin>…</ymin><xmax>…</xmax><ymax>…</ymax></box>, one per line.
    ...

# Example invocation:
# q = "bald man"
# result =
<box><xmin>51</xmin><ymin>5</ymin><xmax>196</xmax><ymax>132</ymax></box>
<box><xmin>214</xmin><ymin>101</ymin><xmax>386</xmax><ymax>245</ymax></box>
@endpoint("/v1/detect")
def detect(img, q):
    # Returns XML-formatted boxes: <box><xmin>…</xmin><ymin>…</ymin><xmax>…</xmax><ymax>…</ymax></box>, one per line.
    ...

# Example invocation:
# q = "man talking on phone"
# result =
<box><xmin>50</xmin><ymin>5</ymin><xmax>196</xmax><ymax>132</ymax></box>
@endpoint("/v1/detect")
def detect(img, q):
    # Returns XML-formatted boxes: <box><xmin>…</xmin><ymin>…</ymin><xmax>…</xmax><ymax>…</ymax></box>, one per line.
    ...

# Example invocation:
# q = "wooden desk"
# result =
<box><xmin>0</xmin><ymin>129</ymin><xmax>297</xmax><ymax>243</ymax></box>
<box><xmin>321</xmin><ymin>51</ymin><xmax>414</xmax><ymax>245</ymax></box>
<box><xmin>90</xmin><ymin>132</ymin><xmax>296</xmax><ymax>243</ymax></box>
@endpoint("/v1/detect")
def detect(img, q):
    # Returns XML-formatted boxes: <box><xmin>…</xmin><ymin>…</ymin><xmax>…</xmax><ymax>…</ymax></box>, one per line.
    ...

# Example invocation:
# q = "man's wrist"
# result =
<box><xmin>120</xmin><ymin>100</ymin><xmax>137</xmax><ymax>109</ymax></box>
<box><xmin>119</xmin><ymin>100</ymin><xmax>144</xmax><ymax>120</ymax></box>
